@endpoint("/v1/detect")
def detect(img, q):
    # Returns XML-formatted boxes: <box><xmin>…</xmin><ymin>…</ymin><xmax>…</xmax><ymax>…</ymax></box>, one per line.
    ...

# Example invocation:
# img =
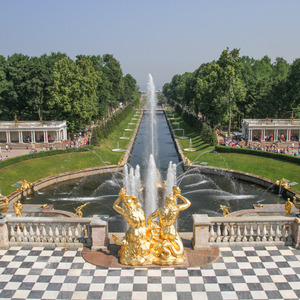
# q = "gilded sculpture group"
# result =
<box><xmin>113</xmin><ymin>186</ymin><xmax>191</xmax><ymax>266</ymax></box>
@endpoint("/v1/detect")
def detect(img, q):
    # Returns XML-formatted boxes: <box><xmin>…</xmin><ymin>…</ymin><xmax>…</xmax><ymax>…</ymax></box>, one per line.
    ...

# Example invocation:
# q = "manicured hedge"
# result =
<box><xmin>215</xmin><ymin>145</ymin><xmax>300</xmax><ymax>165</ymax></box>
<box><xmin>92</xmin><ymin>98</ymin><xmax>139</xmax><ymax>146</ymax></box>
<box><xmin>0</xmin><ymin>146</ymin><xmax>93</xmax><ymax>169</ymax></box>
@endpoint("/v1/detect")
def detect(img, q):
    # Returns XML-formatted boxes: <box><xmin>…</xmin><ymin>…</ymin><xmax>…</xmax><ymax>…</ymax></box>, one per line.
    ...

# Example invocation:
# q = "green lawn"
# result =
<box><xmin>0</xmin><ymin>109</ymin><xmax>141</xmax><ymax>196</ymax></box>
<box><xmin>167</xmin><ymin>110</ymin><xmax>300</xmax><ymax>193</ymax></box>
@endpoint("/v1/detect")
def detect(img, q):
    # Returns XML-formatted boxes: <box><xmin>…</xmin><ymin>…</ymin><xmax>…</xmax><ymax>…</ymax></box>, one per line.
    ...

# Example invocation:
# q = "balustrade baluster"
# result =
<box><xmin>10</xmin><ymin>225</ymin><xmax>16</xmax><ymax>242</ymax></box>
<box><xmin>256</xmin><ymin>222</ymin><xmax>261</xmax><ymax>241</ymax></box>
<box><xmin>209</xmin><ymin>224</ymin><xmax>215</xmax><ymax>242</ymax></box>
<box><xmin>229</xmin><ymin>222</ymin><xmax>235</xmax><ymax>242</ymax></box>
<box><xmin>23</xmin><ymin>225</ymin><xmax>29</xmax><ymax>242</ymax></box>
<box><xmin>216</xmin><ymin>223</ymin><xmax>222</xmax><ymax>242</ymax></box>
<box><xmin>275</xmin><ymin>223</ymin><xmax>281</xmax><ymax>241</ymax></box>
<box><xmin>242</xmin><ymin>223</ymin><xmax>248</xmax><ymax>242</ymax></box>
<box><xmin>54</xmin><ymin>225</ymin><xmax>60</xmax><ymax>243</ymax></box>
<box><xmin>222</xmin><ymin>223</ymin><xmax>228</xmax><ymax>242</ymax></box>
<box><xmin>287</xmin><ymin>222</ymin><xmax>293</xmax><ymax>244</ymax></box>
<box><xmin>41</xmin><ymin>225</ymin><xmax>47</xmax><ymax>242</ymax></box>
<box><xmin>236</xmin><ymin>223</ymin><xmax>242</xmax><ymax>242</ymax></box>
<box><xmin>282</xmin><ymin>222</ymin><xmax>287</xmax><ymax>242</ymax></box>
<box><xmin>29</xmin><ymin>225</ymin><xmax>34</xmax><ymax>242</ymax></box>
<box><xmin>61</xmin><ymin>226</ymin><xmax>67</xmax><ymax>243</ymax></box>
<box><xmin>262</xmin><ymin>222</ymin><xmax>267</xmax><ymax>242</ymax></box>
<box><xmin>68</xmin><ymin>226</ymin><xmax>73</xmax><ymax>243</ymax></box>
<box><xmin>35</xmin><ymin>225</ymin><xmax>41</xmax><ymax>242</ymax></box>
<box><xmin>16</xmin><ymin>225</ymin><xmax>22</xmax><ymax>242</ymax></box>
<box><xmin>249</xmin><ymin>223</ymin><xmax>254</xmax><ymax>242</ymax></box>
<box><xmin>269</xmin><ymin>223</ymin><xmax>274</xmax><ymax>241</ymax></box>
<box><xmin>48</xmin><ymin>225</ymin><xmax>54</xmax><ymax>243</ymax></box>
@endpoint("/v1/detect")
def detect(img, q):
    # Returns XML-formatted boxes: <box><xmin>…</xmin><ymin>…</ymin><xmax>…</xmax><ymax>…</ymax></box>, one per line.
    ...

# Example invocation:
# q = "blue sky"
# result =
<box><xmin>1</xmin><ymin>0</ymin><xmax>300</xmax><ymax>90</ymax></box>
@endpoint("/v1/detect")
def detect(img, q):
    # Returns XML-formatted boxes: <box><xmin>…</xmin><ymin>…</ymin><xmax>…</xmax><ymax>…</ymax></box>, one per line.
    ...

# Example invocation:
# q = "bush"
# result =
<box><xmin>215</xmin><ymin>145</ymin><xmax>300</xmax><ymax>165</ymax></box>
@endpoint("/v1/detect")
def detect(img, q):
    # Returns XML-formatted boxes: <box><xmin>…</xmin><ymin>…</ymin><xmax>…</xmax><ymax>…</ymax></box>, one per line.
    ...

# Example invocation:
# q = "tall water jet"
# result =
<box><xmin>146</xmin><ymin>74</ymin><xmax>157</xmax><ymax>158</ymax></box>
<box><xmin>145</xmin><ymin>154</ymin><xmax>158</xmax><ymax>216</ymax></box>
<box><xmin>164</xmin><ymin>161</ymin><xmax>177</xmax><ymax>199</ymax></box>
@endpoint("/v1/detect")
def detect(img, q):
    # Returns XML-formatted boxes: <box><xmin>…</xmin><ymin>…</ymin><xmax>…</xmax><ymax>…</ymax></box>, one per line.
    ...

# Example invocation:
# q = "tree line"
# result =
<box><xmin>163</xmin><ymin>48</ymin><xmax>300</xmax><ymax>134</ymax></box>
<box><xmin>0</xmin><ymin>53</ymin><xmax>139</xmax><ymax>133</ymax></box>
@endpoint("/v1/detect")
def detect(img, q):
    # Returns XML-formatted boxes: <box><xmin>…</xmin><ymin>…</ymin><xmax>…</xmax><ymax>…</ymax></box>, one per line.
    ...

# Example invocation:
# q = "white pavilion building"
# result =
<box><xmin>242</xmin><ymin>119</ymin><xmax>300</xmax><ymax>142</ymax></box>
<box><xmin>0</xmin><ymin>120</ymin><xmax>67</xmax><ymax>145</ymax></box>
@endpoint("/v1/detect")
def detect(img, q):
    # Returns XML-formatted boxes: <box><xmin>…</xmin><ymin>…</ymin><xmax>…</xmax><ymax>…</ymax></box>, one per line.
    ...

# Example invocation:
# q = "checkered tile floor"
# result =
<box><xmin>1</xmin><ymin>246</ymin><xmax>300</xmax><ymax>299</ymax></box>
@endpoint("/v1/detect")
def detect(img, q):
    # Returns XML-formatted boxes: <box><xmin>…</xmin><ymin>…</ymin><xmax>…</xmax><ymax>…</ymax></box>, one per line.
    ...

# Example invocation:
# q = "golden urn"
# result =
<box><xmin>0</xmin><ymin>194</ymin><xmax>9</xmax><ymax>215</ymax></box>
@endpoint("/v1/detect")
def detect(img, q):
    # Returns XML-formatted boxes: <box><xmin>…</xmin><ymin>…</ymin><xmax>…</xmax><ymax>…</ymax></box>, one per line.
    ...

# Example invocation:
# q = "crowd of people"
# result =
<box><xmin>218</xmin><ymin>132</ymin><xmax>300</xmax><ymax>157</ymax></box>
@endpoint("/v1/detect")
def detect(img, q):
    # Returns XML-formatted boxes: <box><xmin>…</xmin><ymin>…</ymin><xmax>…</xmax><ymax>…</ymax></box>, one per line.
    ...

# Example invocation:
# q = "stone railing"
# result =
<box><xmin>193</xmin><ymin>214</ymin><xmax>299</xmax><ymax>250</ymax></box>
<box><xmin>0</xmin><ymin>215</ymin><xmax>108</xmax><ymax>249</ymax></box>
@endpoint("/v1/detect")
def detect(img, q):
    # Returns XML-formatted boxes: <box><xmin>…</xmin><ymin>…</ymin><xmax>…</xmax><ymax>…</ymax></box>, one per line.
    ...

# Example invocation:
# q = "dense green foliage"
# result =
<box><xmin>215</xmin><ymin>145</ymin><xmax>300</xmax><ymax>164</ymax></box>
<box><xmin>163</xmin><ymin>48</ymin><xmax>300</xmax><ymax>131</ymax></box>
<box><xmin>0</xmin><ymin>53</ymin><xmax>139</xmax><ymax>133</ymax></box>
<box><xmin>91</xmin><ymin>97</ymin><xmax>140</xmax><ymax>145</ymax></box>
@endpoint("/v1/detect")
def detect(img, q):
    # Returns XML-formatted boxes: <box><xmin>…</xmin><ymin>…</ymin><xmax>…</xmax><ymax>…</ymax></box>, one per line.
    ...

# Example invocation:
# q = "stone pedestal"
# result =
<box><xmin>90</xmin><ymin>215</ymin><xmax>108</xmax><ymax>250</ymax></box>
<box><xmin>293</xmin><ymin>217</ymin><xmax>300</xmax><ymax>249</ymax></box>
<box><xmin>193</xmin><ymin>214</ymin><xmax>211</xmax><ymax>250</ymax></box>
<box><xmin>0</xmin><ymin>216</ymin><xmax>9</xmax><ymax>249</ymax></box>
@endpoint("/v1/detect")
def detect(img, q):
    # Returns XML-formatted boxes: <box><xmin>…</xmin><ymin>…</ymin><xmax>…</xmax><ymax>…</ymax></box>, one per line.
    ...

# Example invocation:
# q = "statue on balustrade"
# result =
<box><xmin>285</xmin><ymin>198</ymin><xmax>293</xmax><ymax>216</ymax></box>
<box><xmin>113</xmin><ymin>186</ymin><xmax>191</xmax><ymax>266</ymax></box>
<box><xmin>13</xmin><ymin>200</ymin><xmax>23</xmax><ymax>217</ymax></box>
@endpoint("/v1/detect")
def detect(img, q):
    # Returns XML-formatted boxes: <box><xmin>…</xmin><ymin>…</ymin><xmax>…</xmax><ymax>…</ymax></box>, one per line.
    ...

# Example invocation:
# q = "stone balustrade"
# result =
<box><xmin>193</xmin><ymin>214</ymin><xmax>297</xmax><ymax>249</ymax></box>
<box><xmin>0</xmin><ymin>215</ymin><xmax>108</xmax><ymax>249</ymax></box>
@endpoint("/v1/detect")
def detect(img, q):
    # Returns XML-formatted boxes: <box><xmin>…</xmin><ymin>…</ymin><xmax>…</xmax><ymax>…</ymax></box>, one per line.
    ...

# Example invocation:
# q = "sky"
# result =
<box><xmin>1</xmin><ymin>0</ymin><xmax>300</xmax><ymax>90</ymax></box>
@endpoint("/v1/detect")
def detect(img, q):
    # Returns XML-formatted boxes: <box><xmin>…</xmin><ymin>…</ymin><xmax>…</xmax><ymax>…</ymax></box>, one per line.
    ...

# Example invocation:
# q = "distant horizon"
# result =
<box><xmin>1</xmin><ymin>0</ymin><xmax>300</xmax><ymax>91</ymax></box>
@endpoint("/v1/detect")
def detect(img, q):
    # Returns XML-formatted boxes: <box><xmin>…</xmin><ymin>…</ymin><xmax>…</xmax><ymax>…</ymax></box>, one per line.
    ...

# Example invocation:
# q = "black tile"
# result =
<box><xmin>161</xmin><ymin>269</ymin><xmax>175</xmax><ymax>276</ymax></box>
<box><xmin>117</xmin><ymin>292</ymin><xmax>132</xmax><ymax>300</ymax></box>
<box><xmin>203</xmin><ymin>276</ymin><xmax>217</xmax><ymax>284</ymax></box>
<box><xmin>224</xmin><ymin>263</ymin><xmax>239</xmax><ymax>269</ymax></box>
<box><xmin>269</xmin><ymin>250</ymin><xmax>281</xmax><ymax>256</ymax></box>
<box><xmin>75</xmin><ymin>283</ymin><xmax>90</xmax><ymax>291</ymax></box>
<box><xmin>276</xmin><ymin>261</ymin><xmax>290</xmax><ymax>268</ymax></box>
<box><xmin>284</xmin><ymin>255</ymin><xmax>298</xmax><ymax>261</ymax></box>
<box><xmin>244</xmin><ymin>251</ymin><xmax>256</xmax><ymax>256</ymax></box>
<box><xmin>0</xmin><ymin>282</ymin><xmax>7</xmax><ymax>289</ymax></box>
<box><xmin>47</xmin><ymin>283</ymin><xmax>62</xmax><ymax>291</ymax></box>
<box><xmin>64</xmin><ymin>276</ymin><xmax>79</xmax><ymax>283</ymax></box>
<box><xmin>236</xmin><ymin>257</ymin><xmax>248</xmax><ymax>262</ymax></box>
<box><xmin>177</xmin><ymin>292</ymin><xmax>193</xmax><ymax>300</ymax></box>
<box><xmin>61</xmin><ymin>257</ymin><xmax>74</xmax><ymax>263</ymax></box>
<box><xmin>57</xmin><ymin>291</ymin><xmax>73</xmax><ymax>299</ymax></box>
<box><xmin>241</xmin><ymin>269</ymin><xmax>255</xmax><ymax>275</ymax></box>
<box><xmin>250</xmin><ymin>262</ymin><xmax>264</xmax><ymax>269</ymax></box>
<box><xmin>247</xmin><ymin>283</ymin><xmax>263</xmax><ymax>291</ymax></box>
<box><xmin>10</xmin><ymin>275</ymin><xmax>26</xmax><ymax>282</ymax></box>
<box><xmin>28</xmin><ymin>250</ymin><xmax>42</xmax><ymax>256</ymax></box>
<box><xmin>27</xmin><ymin>290</ymin><xmax>44</xmax><ymax>299</ymax></box>
<box><xmin>191</xmin><ymin>283</ymin><xmax>205</xmax><ymax>291</ymax></box>
<box><xmin>206</xmin><ymin>291</ymin><xmax>224</xmax><ymax>300</ymax></box>
<box><xmin>28</xmin><ymin>269</ymin><xmax>43</xmax><ymax>275</ymax></box>
<box><xmin>54</xmin><ymin>269</ymin><xmax>68</xmax><ymax>276</ymax></box>
<box><xmin>236</xmin><ymin>291</ymin><xmax>252</xmax><ymax>299</ymax></box>
<box><xmin>0</xmin><ymin>290</ymin><xmax>16</xmax><ymax>298</ymax></box>
<box><xmin>231</xmin><ymin>276</ymin><xmax>245</xmax><ymax>283</ymax></box>
<box><xmin>0</xmin><ymin>261</ymin><xmax>9</xmax><ymax>267</ymax></box>
<box><xmin>267</xmin><ymin>268</ymin><xmax>281</xmax><ymax>275</ymax></box>
<box><xmin>275</xmin><ymin>282</ymin><xmax>292</xmax><ymax>290</ymax></box>
<box><xmin>2</xmin><ymin>268</ymin><xmax>17</xmax><ymax>274</ymax></box>
<box><xmin>133</xmin><ymin>283</ymin><xmax>147</xmax><ymax>291</ymax></box>
<box><xmin>260</xmin><ymin>256</ymin><xmax>273</xmax><ymax>262</ymax></box>
<box><xmin>12</xmin><ymin>256</ymin><xmax>26</xmax><ymax>262</ymax></box>
<box><xmin>215</xmin><ymin>269</ymin><xmax>229</xmax><ymax>276</ymax></box>
<box><xmin>80</xmin><ymin>269</ymin><xmax>95</xmax><ymax>276</ymax></box>
<box><xmin>20</xmin><ymin>262</ymin><xmax>34</xmax><ymax>268</ymax></box>
<box><xmin>87</xmin><ymin>291</ymin><xmax>102</xmax><ymax>299</ymax></box>
<box><xmin>134</xmin><ymin>269</ymin><xmax>147</xmax><ymax>276</ymax></box>
<box><xmin>37</xmin><ymin>256</ymin><xmax>50</xmax><ymax>262</ymax></box>
<box><xmin>19</xmin><ymin>282</ymin><xmax>34</xmax><ymax>290</ymax></box>
<box><xmin>265</xmin><ymin>290</ymin><xmax>283</xmax><ymax>299</ymax></box>
<box><xmin>92</xmin><ymin>276</ymin><xmax>106</xmax><ymax>283</ymax></box>
<box><xmin>221</xmin><ymin>251</ymin><xmax>234</xmax><ymax>257</ymax></box>
<box><xmin>284</xmin><ymin>274</ymin><xmax>300</xmax><ymax>281</ymax></box>
<box><xmin>70</xmin><ymin>263</ymin><xmax>84</xmax><ymax>269</ymax></box>
<box><xmin>6</xmin><ymin>250</ymin><xmax>19</xmax><ymax>255</ymax></box>
<box><xmin>176</xmin><ymin>277</ymin><xmax>189</xmax><ymax>283</ymax></box>
<box><xmin>148</xmin><ymin>292</ymin><xmax>163</xmax><ymax>300</ymax></box>
<box><xmin>219</xmin><ymin>283</ymin><xmax>234</xmax><ymax>291</ymax></box>
<box><xmin>52</xmin><ymin>251</ymin><xmax>63</xmax><ymax>256</ymax></box>
<box><xmin>108</xmin><ymin>269</ymin><xmax>121</xmax><ymax>276</ymax></box>
<box><xmin>104</xmin><ymin>283</ymin><xmax>119</xmax><ymax>291</ymax></box>
<box><xmin>148</xmin><ymin>276</ymin><xmax>161</xmax><ymax>283</ymax></box>
<box><xmin>46</xmin><ymin>262</ymin><xmax>59</xmax><ymax>269</ymax></box>
<box><xmin>120</xmin><ymin>276</ymin><xmax>134</xmax><ymax>283</ymax></box>
<box><xmin>37</xmin><ymin>275</ymin><xmax>52</xmax><ymax>282</ymax></box>
<box><xmin>257</xmin><ymin>275</ymin><xmax>272</xmax><ymax>283</ymax></box>
<box><xmin>188</xmin><ymin>269</ymin><xmax>201</xmax><ymax>276</ymax></box>
<box><xmin>162</xmin><ymin>284</ymin><xmax>176</xmax><ymax>292</ymax></box>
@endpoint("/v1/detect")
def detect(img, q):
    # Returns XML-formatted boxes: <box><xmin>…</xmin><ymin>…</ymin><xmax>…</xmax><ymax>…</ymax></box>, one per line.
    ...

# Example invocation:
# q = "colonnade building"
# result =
<box><xmin>0</xmin><ymin>121</ymin><xmax>67</xmax><ymax>145</ymax></box>
<box><xmin>242</xmin><ymin>119</ymin><xmax>300</xmax><ymax>142</ymax></box>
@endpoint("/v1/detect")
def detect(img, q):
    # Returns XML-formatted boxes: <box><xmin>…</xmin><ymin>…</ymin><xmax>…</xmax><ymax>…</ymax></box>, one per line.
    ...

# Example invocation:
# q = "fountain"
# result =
<box><xmin>120</xmin><ymin>131</ymin><xmax>130</xmax><ymax>140</ymax></box>
<box><xmin>183</xmin><ymin>138</ymin><xmax>196</xmax><ymax>152</ymax></box>
<box><xmin>112</xmin><ymin>142</ymin><xmax>125</xmax><ymax>152</ymax></box>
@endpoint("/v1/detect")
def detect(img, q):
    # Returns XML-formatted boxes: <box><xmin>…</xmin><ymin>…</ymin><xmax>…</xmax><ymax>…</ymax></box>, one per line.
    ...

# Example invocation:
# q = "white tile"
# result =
<box><xmin>232</xmin><ymin>283</ymin><xmax>249</xmax><ymax>291</ymax></box>
<box><xmin>104</xmin><ymin>276</ymin><xmax>120</xmax><ymax>284</ymax></box>
<box><xmin>176</xmin><ymin>283</ymin><xmax>191</xmax><ymax>292</ymax></box>
<box><xmin>243</xmin><ymin>275</ymin><xmax>260</xmax><ymax>283</ymax></box>
<box><xmin>260</xmin><ymin>282</ymin><xmax>277</xmax><ymax>291</ymax></box>
<box><xmin>4</xmin><ymin>281</ymin><xmax>21</xmax><ymax>290</ymax></box>
<box><xmin>148</xmin><ymin>284</ymin><xmax>162</xmax><ymax>292</ymax></box>
<box><xmin>50</xmin><ymin>275</ymin><xmax>65</xmax><ymax>283</ymax></box>
<box><xmin>41</xmin><ymin>290</ymin><xmax>60</xmax><ymax>300</ymax></box>
<box><xmin>161</xmin><ymin>276</ymin><xmax>176</xmax><ymax>284</ymax></box>
<box><xmin>262</xmin><ymin>262</ymin><xmax>277</xmax><ymax>268</ymax></box>
<box><xmin>192</xmin><ymin>292</ymin><xmax>208</xmax><ymax>300</ymax></box>
<box><xmin>71</xmin><ymin>291</ymin><xmax>88</xmax><ymax>300</ymax></box>
<box><xmin>32</xmin><ymin>282</ymin><xmax>49</xmax><ymax>290</ymax></box>
<box><xmin>77</xmin><ymin>276</ymin><xmax>93</xmax><ymax>284</ymax></box>
<box><xmin>120</xmin><ymin>269</ymin><xmax>135</xmax><ymax>276</ymax></box>
<box><xmin>204</xmin><ymin>284</ymin><xmax>220</xmax><ymax>292</ymax></box>
<box><xmin>131</xmin><ymin>291</ymin><xmax>147</xmax><ymax>300</ymax></box>
<box><xmin>67</xmin><ymin>269</ymin><xmax>81</xmax><ymax>276</ymax></box>
<box><xmin>133</xmin><ymin>276</ymin><xmax>148</xmax><ymax>283</ymax></box>
<box><xmin>280</xmin><ymin>267</ymin><xmax>296</xmax><ymax>275</ymax></box>
<box><xmin>280</xmin><ymin>290</ymin><xmax>299</xmax><ymax>300</ymax></box>
<box><xmin>227</xmin><ymin>269</ymin><xmax>242</xmax><ymax>276</ymax></box>
<box><xmin>88</xmin><ymin>283</ymin><xmax>105</xmax><ymax>291</ymax></box>
<box><xmin>250</xmin><ymin>290</ymin><xmax>268</xmax><ymax>299</ymax></box>
<box><xmin>162</xmin><ymin>292</ymin><xmax>178</xmax><ymax>300</ymax></box>
<box><xmin>221</xmin><ymin>291</ymin><xmax>238</xmax><ymax>300</ymax></box>
<box><xmin>270</xmin><ymin>274</ymin><xmax>287</xmax><ymax>282</ymax></box>
<box><xmin>189</xmin><ymin>276</ymin><xmax>204</xmax><ymax>284</ymax></box>
<box><xmin>117</xmin><ymin>283</ymin><xmax>133</xmax><ymax>291</ymax></box>
<box><xmin>217</xmin><ymin>276</ymin><xmax>232</xmax><ymax>284</ymax></box>
<box><xmin>60</xmin><ymin>283</ymin><xmax>77</xmax><ymax>291</ymax></box>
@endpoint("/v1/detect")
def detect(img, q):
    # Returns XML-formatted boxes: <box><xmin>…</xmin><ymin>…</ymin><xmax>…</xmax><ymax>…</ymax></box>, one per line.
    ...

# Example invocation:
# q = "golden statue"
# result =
<box><xmin>17</xmin><ymin>179</ymin><xmax>33</xmax><ymax>191</ymax></box>
<box><xmin>293</xmin><ymin>196</ymin><xmax>300</xmax><ymax>213</ymax></box>
<box><xmin>0</xmin><ymin>194</ymin><xmax>9</xmax><ymax>215</ymax></box>
<box><xmin>147</xmin><ymin>186</ymin><xmax>191</xmax><ymax>265</ymax></box>
<box><xmin>220</xmin><ymin>205</ymin><xmax>232</xmax><ymax>217</ymax></box>
<box><xmin>275</xmin><ymin>178</ymin><xmax>290</xmax><ymax>189</ymax></box>
<box><xmin>72</xmin><ymin>202</ymin><xmax>90</xmax><ymax>218</ymax></box>
<box><xmin>13</xmin><ymin>200</ymin><xmax>23</xmax><ymax>217</ymax></box>
<box><xmin>285</xmin><ymin>198</ymin><xmax>293</xmax><ymax>216</ymax></box>
<box><xmin>112</xmin><ymin>187</ymin><xmax>154</xmax><ymax>265</ymax></box>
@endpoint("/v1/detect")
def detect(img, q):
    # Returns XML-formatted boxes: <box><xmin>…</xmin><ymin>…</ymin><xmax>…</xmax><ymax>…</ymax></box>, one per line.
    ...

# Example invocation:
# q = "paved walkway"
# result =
<box><xmin>1</xmin><ymin>245</ymin><xmax>300</xmax><ymax>299</ymax></box>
